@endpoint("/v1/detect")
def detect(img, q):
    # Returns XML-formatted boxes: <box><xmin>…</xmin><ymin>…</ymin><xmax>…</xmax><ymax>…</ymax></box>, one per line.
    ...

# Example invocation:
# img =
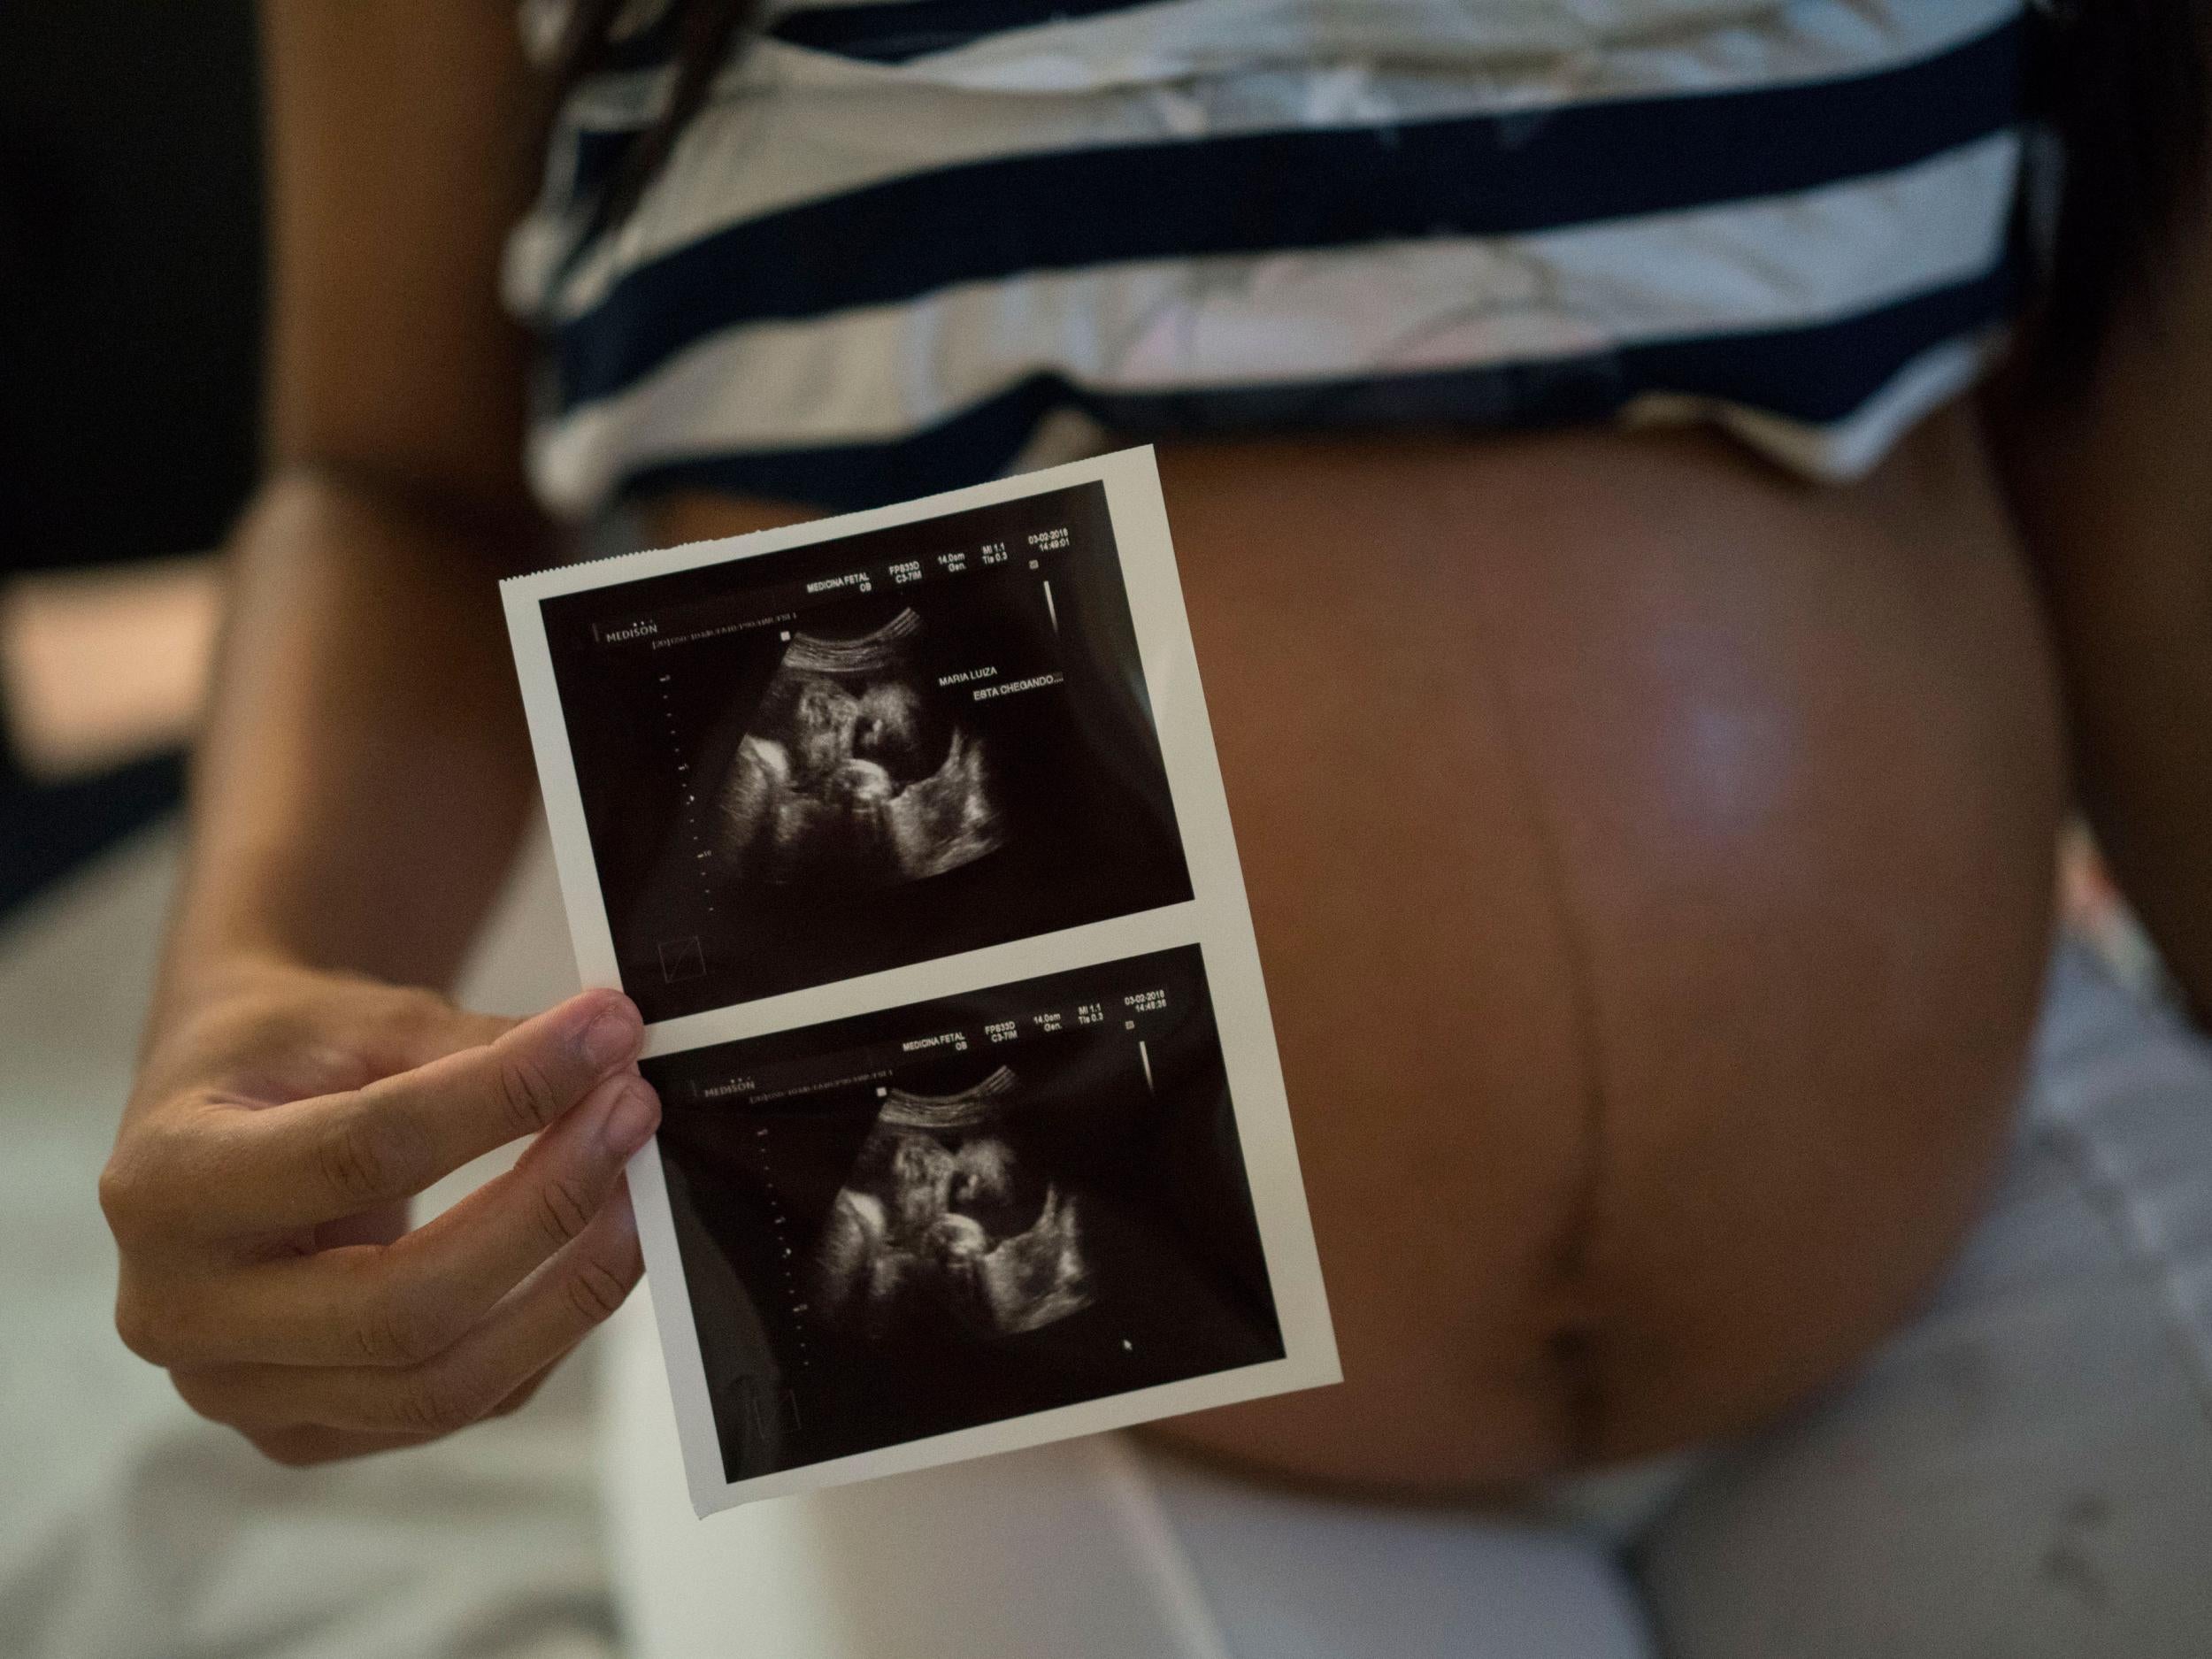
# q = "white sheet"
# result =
<box><xmin>0</xmin><ymin>825</ymin><xmax>618</xmax><ymax>1659</ymax></box>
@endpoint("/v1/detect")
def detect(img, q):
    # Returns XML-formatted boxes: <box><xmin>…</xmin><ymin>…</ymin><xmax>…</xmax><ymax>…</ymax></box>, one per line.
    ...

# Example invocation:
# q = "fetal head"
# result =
<box><xmin>789</xmin><ymin>680</ymin><xmax>863</xmax><ymax>779</ymax></box>
<box><xmin>851</xmin><ymin>683</ymin><xmax>927</xmax><ymax>776</ymax></box>
<box><xmin>785</xmin><ymin>678</ymin><xmax>933</xmax><ymax>786</ymax></box>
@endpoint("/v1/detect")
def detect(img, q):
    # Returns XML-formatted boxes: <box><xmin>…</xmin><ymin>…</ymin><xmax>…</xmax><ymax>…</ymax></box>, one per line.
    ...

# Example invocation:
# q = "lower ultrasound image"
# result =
<box><xmin>540</xmin><ymin>481</ymin><xmax>1194</xmax><ymax>1021</ymax></box>
<box><xmin>643</xmin><ymin>947</ymin><xmax>1285</xmax><ymax>1482</ymax></box>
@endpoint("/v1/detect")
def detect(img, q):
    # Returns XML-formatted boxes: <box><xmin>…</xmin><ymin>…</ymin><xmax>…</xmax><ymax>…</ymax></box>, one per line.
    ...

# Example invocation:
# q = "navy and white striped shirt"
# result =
<box><xmin>507</xmin><ymin>0</ymin><xmax>2029</xmax><ymax>516</ymax></box>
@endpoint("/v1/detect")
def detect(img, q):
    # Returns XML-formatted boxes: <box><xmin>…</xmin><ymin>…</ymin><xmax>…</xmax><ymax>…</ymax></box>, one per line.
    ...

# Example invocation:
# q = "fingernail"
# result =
<box><xmin>602</xmin><ymin>1080</ymin><xmax>660</xmax><ymax>1159</ymax></box>
<box><xmin>581</xmin><ymin>1002</ymin><xmax>641</xmax><ymax>1070</ymax></box>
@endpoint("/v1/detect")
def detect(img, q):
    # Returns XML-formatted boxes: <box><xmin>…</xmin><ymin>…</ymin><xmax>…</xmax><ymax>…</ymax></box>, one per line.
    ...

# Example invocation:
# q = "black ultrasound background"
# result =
<box><xmin>541</xmin><ymin>483</ymin><xmax>1192</xmax><ymax>1021</ymax></box>
<box><xmin>644</xmin><ymin>947</ymin><xmax>1284</xmax><ymax>1482</ymax></box>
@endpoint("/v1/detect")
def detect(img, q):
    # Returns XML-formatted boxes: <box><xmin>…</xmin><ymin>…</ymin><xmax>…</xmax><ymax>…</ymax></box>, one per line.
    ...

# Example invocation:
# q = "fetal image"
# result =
<box><xmin>541</xmin><ymin>482</ymin><xmax>1194</xmax><ymax>1021</ymax></box>
<box><xmin>709</xmin><ymin>609</ymin><xmax>1004</xmax><ymax>889</ymax></box>
<box><xmin>644</xmin><ymin>947</ymin><xmax>1285</xmax><ymax>1482</ymax></box>
<box><xmin>810</xmin><ymin>1066</ymin><xmax>1096</xmax><ymax>1342</ymax></box>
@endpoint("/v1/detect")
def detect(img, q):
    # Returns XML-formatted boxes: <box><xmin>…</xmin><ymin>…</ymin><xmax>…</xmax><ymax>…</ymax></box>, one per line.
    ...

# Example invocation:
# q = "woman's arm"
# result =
<box><xmin>1995</xmin><ymin>134</ymin><xmax>2212</xmax><ymax>1024</ymax></box>
<box><xmin>103</xmin><ymin>1</ymin><xmax>658</xmax><ymax>1466</ymax></box>
<box><xmin>159</xmin><ymin>0</ymin><xmax>549</xmax><ymax>1012</ymax></box>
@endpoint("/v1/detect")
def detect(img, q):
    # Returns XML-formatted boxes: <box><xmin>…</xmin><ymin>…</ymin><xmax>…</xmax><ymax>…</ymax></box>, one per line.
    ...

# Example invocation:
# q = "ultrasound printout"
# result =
<box><xmin>503</xmin><ymin>449</ymin><xmax>1335</xmax><ymax>1512</ymax></box>
<box><xmin>649</xmin><ymin>947</ymin><xmax>1283</xmax><ymax>1483</ymax></box>
<box><xmin>537</xmin><ymin>480</ymin><xmax>1191</xmax><ymax>1023</ymax></box>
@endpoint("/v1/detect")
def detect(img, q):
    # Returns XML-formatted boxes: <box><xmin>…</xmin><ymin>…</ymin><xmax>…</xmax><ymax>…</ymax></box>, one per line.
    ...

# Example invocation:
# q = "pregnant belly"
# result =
<box><xmin>643</xmin><ymin>403</ymin><xmax>2064</xmax><ymax>1496</ymax></box>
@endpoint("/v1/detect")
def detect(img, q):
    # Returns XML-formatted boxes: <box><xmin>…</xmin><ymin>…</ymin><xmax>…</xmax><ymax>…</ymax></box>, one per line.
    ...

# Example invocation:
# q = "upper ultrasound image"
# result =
<box><xmin>540</xmin><ymin>484</ymin><xmax>1194</xmax><ymax>1022</ymax></box>
<box><xmin>643</xmin><ymin>947</ymin><xmax>1285</xmax><ymax>1482</ymax></box>
<box><xmin>711</xmin><ymin>609</ymin><xmax>1004</xmax><ymax>889</ymax></box>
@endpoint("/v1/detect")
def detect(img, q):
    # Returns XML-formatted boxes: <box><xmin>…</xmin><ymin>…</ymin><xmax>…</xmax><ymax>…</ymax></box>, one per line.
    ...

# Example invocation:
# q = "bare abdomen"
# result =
<box><xmin>645</xmin><ymin>403</ymin><xmax>2064</xmax><ymax>1495</ymax></box>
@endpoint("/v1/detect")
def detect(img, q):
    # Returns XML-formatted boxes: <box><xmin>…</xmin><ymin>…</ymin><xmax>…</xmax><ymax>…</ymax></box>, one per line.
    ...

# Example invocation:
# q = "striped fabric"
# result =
<box><xmin>507</xmin><ymin>0</ymin><xmax>2031</xmax><ymax>516</ymax></box>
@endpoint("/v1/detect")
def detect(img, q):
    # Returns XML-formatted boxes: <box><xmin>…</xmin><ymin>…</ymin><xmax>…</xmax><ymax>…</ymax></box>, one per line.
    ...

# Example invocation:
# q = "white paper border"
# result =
<box><xmin>504</xmin><ymin>448</ymin><xmax>1337</xmax><ymax>1513</ymax></box>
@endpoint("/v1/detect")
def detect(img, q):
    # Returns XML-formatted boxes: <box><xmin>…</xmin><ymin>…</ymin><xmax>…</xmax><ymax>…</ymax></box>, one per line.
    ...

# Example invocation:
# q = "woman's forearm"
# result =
<box><xmin>153</xmin><ymin>468</ymin><xmax>548</xmax><ymax>1034</ymax></box>
<box><xmin>1997</xmin><ymin>166</ymin><xmax>2212</xmax><ymax>1020</ymax></box>
<box><xmin>2037</xmin><ymin>490</ymin><xmax>2212</xmax><ymax>1022</ymax></box>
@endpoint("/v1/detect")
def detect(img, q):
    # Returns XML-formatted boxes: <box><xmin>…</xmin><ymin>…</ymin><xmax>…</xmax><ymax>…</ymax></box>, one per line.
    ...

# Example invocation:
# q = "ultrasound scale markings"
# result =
<box><xmin>750</xmin><ymin>1118</ymin><xmax>810</xmax><ymax>1368</ymax></box>
<box><xmin>660</xmin><ymin>666</ymin><xmax>724</xmax><ymax>977</ymax></box>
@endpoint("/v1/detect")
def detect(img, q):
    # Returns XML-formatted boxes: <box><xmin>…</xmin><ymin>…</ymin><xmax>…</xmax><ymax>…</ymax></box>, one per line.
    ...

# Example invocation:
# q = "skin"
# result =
<box><xmin>1993</xmin><ymin>155</ymin><xmax>2212</xmax><ymax>1029</ymax></box>
<box><xmin>654</xmin><ymin>412</ymin><xmax>2065</xmax><ymax>1491</ymax></box>
<box><xmin>106</xmin><ymin>1</ymin><xmax>2208</xmax><ymax>1487</ymax></box>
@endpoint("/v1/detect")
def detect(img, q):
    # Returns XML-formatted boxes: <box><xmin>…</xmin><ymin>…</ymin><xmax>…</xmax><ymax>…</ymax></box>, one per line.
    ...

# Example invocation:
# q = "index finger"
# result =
<box><xmin>195</xmin><ymin>989</ymin><xmax>643</xmax><ymax>1234</ymax></box>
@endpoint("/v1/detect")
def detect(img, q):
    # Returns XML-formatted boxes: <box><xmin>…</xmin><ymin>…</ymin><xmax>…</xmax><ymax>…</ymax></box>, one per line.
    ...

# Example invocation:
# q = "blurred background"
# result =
<box><xmin>0</xmin><ymin>1</ymin><xmax>252</xmax><ymax>911</ymax></box>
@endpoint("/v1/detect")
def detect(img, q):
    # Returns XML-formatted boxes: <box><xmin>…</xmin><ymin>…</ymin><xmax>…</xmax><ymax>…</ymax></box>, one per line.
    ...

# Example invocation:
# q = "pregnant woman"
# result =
<box><xmin>102</xmin><ymin>2</ymin><xmax>2212</xmax><ymax>1649</ymax></box>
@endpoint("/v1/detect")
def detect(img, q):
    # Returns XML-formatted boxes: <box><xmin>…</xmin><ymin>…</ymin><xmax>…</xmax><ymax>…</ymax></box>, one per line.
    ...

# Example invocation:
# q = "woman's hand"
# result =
<box><xmin>100</xmin><ymin>961</ymin><xmax>659</xmax><ymax>1465</ymax></box>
